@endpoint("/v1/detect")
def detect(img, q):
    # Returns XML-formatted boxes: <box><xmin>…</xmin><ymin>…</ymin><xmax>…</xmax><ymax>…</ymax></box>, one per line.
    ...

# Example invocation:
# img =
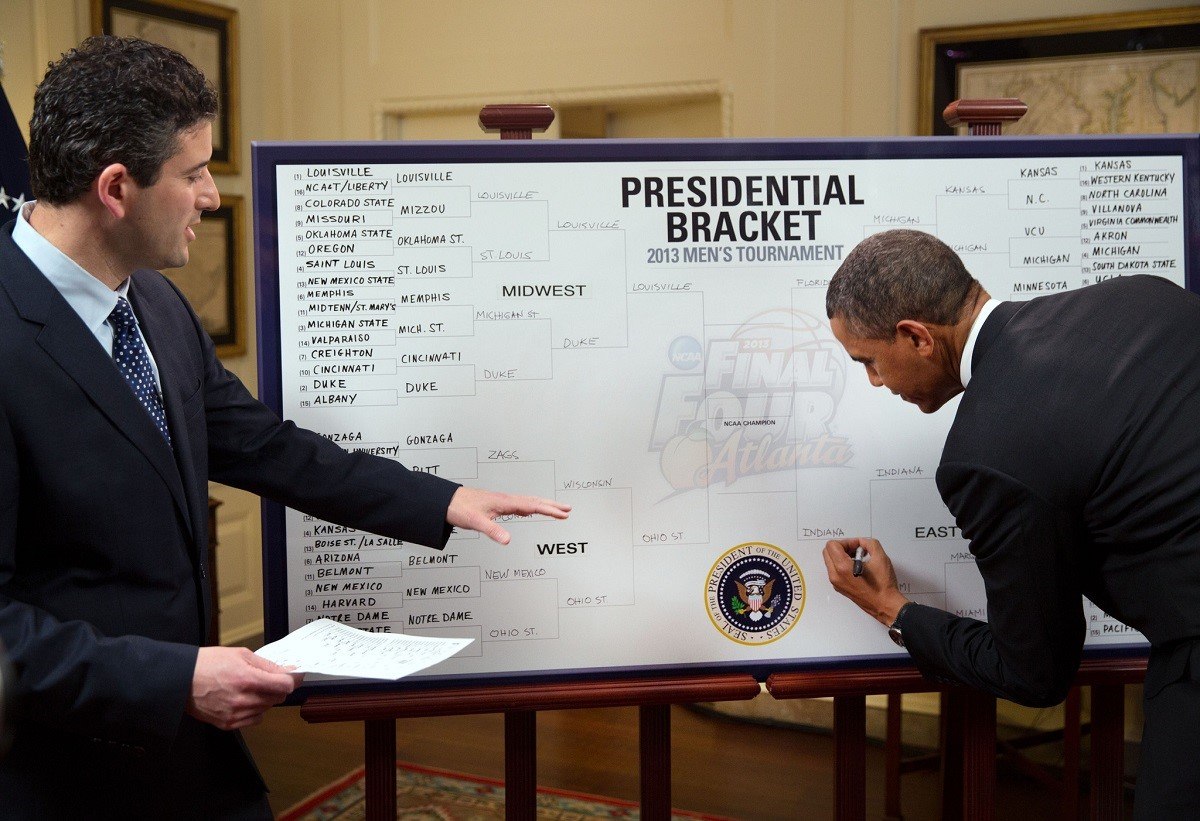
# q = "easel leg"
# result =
<box><xmin>1089</xmin><ymin>685</ymin><xmax>1125</xmax><ymax>821</ymax></box>
<box><xmin>960</xmin><ymin>691</ymin><xmax>996</xmax><ymax>821</ymax></box>
<box><xmin>505</xmin><ymin>710</ymin><xmax>537</xmax><ymax>820</ymax></box>
<box><xmin>834</xmin><ymin>694</ymin><xmax>867</xmax><ymax>821</ymax></box>
<box><xmin>941</xmin><ymin>691</ymin><xmax>962</xmax><ymax>821</ymax></box>
<box><xmin>364</xmin><ymin>719</ymin><xmax>396</xmax><ymax>821</ymax></box>
<box><xmin>941</xmin><ymin>691</ymin><xmax>997</xmax><ymax>821</ymax></box>
<box><xmin>640</xmin><ymin>704</ymin><xmax>672</xmax><ymax>820</ymax></box>
<box><xmin>1063</xmin><ymin>686</ymin><xmax>1082</xmax><ymax>820</ymax></box>
<box><xmin>885</xmin><ymin>693</ymin><xmax>904</xmax><ymax>821</ymax></box>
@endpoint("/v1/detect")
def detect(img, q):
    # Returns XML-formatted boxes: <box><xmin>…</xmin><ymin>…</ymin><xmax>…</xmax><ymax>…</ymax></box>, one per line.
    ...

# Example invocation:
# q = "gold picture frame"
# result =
<box><xmin>919</xmin><ymin>7</ymin><xmax>1200</xmax><ymax>136</ymax></box>
<box><xmin>163</xmin><ymin>193</ymin><xmax>245</xmax><ymax>358</ymax></box>
<box><xmin>92</xmin><ymin>0</ymin><xmax>240</xmax><ymax>175</ymax></box>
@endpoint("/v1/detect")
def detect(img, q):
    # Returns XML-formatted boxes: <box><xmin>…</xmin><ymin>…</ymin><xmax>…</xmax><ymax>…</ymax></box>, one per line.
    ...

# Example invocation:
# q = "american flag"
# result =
<box><xmin>0</xmin><ymin>82</ymin><xmax>32</xmax><ymax>225</ymax></box>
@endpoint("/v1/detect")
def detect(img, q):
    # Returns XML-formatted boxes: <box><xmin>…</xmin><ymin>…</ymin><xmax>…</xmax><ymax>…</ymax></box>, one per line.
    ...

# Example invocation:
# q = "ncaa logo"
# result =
<box><xmin>706</xmin><ymin>542</ymin><xmax>804</xmax><ymax>645</ymax></box>
<box><xmin>668</xmin><ymin>335</ymin><xmax>703</xmax><ymax>370</ymax></box>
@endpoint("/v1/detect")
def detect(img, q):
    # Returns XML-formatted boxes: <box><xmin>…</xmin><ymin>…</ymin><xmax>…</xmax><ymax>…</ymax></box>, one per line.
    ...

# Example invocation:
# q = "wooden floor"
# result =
<box><xmin>242</xmin><ymin>702</ymin><xmax>1135</xmax><ymax>819</ymax></box>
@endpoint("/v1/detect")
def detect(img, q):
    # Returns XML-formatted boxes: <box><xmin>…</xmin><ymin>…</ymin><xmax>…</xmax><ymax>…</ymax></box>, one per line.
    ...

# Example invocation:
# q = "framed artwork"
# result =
<box><xmin>165</xmin><ymin>193</ymin><xmax>245</xmax><ymax>357</ymax></box>
<box><xmin>92</xmin><ymin>0</ymin><xmax>240</xmax><ymax>174</ymax></box>
<box><xmin>919</xmin><ymin>7</ymin><xmax>1200</xmax><ymax>136</ymax></box>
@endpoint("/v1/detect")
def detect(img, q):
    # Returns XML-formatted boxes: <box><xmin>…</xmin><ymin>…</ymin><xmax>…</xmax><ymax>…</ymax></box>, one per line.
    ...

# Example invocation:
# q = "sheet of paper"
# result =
<box><xmin>256</xmin><ymin>618</ymin><xmax>473</xmax><ymax>680</ymax></box>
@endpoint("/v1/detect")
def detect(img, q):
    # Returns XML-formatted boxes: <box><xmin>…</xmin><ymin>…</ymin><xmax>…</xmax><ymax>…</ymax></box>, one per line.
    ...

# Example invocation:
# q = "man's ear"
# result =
<box><xmin>95</xmin><ymin>164</ymin><xmax>135</xmax><ymax>219</ymax></box>
<box><xmin>895</xmin><ymin>319</ymin><xmax>937</xmax><ymax>357</ymax></box>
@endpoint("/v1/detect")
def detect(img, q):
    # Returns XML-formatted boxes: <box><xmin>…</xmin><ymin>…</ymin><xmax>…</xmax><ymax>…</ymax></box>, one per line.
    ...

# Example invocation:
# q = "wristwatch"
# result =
<box><xmin>888</xmin><ymin>603</ymin><xmax>915</xmax><ymax>648</ymax></box>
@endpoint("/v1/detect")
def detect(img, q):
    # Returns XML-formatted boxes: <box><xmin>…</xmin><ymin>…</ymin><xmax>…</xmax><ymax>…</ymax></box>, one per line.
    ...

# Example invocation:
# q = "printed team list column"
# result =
<box><xmin>277</xmin><ymin>164</ymin><xmax>478</xmax><ymax>635</ymax></box>
<box><xmin>287</xmin><ymin>166</ymin><xmax>402</xmax><ymax>412</ymax></box>
<box><xmin>1079</xmin><ymin>158</ymin><xmax>1184</xmax><ymax>284</ymax></box>
<box><xmin>929</xmin><ymin>155</ymin><xmax>1184</xmax><ymax>302</ymax></box>
<box><xmin>275</xmin><ymin>163</ymin><xmax>567</xmax><ymax>643</ymax></box>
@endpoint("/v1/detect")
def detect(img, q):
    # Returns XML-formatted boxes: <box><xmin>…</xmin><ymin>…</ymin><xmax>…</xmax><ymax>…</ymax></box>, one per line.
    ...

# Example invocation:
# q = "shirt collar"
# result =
<box><xmin>11</xmin><ymin>201</ymin><xmax>127</xmax><ymax>330</ymax></box>
<box><xmin>959</xmin><ymin>298</ymin><xmax>1000</xmax><ymax>388</ymax></box>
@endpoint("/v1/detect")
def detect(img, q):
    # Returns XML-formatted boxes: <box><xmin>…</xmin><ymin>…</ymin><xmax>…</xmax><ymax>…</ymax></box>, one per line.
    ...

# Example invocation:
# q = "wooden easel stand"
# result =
<box><xmin>768</xmin><ymin>656</ymin><xmax>1145</xmax><ymax>821</ymax></box>
<box><xmin>300</xmin><ymin>674</ymin><xmax>761</xmax><ymax>821</ymax></box>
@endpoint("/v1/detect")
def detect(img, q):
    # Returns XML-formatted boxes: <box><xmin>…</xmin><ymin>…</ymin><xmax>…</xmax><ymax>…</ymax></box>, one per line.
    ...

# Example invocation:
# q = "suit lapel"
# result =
<box><xmin>130</xmin><ymin>278</ymin><xmax>205</xmax><ymax>549</ymax></box>
<box><xmin>0</xmin><ymin>228</ymin><xmax>194</xmax><ymax>539</ymax></box>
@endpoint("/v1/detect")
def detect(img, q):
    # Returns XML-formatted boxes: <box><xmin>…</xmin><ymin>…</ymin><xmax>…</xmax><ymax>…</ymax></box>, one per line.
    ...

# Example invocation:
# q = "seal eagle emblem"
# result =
<box><xmin>706</xmin><ymin>541</ymin><xmax>804</xmax><ymax>645</ymax></box>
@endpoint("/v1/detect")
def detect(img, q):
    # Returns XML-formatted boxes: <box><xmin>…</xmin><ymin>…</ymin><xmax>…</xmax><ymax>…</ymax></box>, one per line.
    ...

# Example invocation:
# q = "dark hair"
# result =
<box><xmin>826</xmin><ymin>229</ymin><xmax>981</xmax><ymax>339</ymax></box>
<box><xmin>28</xmin><ymin>35</ymin><xmax>218</xmax><ymax>205</ymax></box>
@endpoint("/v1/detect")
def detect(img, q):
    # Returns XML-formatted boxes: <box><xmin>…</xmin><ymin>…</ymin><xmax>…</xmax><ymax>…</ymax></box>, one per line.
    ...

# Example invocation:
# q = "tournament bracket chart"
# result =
<box><xmin>272</xmin><ymin>153</ymin><xmax>1183</xmax><ymax>678</ymax></box>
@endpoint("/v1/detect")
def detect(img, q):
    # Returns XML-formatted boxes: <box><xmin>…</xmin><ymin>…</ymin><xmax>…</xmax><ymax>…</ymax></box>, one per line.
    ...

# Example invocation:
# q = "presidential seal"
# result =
<box><xmin>706</xmin><ymin>542</ymin><xmax>804</xmax><ymax>645</ymax></box>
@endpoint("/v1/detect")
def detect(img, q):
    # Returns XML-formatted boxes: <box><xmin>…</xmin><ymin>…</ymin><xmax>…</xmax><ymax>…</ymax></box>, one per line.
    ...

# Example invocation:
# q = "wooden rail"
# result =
<box><xmin>300</xmin><ymin>657</ymin><xmax>1146</xmax><ymax>821</ymax></box>
<box><xmin>301</xmin><ymin>674</ymin><xmax>761</xmax><ymax>820</ymax></box>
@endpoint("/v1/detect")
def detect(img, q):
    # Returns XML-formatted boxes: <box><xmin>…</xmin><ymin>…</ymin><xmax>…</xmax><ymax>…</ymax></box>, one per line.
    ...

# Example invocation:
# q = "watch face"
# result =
<box><xmin>888</xmin><ymin>626</ymin><xmax>905</xmax><ymax>648</ymax></box>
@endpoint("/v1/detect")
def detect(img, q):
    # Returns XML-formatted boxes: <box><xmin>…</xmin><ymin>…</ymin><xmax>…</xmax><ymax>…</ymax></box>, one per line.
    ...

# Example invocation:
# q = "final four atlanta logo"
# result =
<box><xmin>650</xmin><ymin>308</ymin><xmax>853</xmax><ymax>492</ymax></box>
<box><xmin>706</xmin><ymin>542</ymin><xmax>804</xmax><ymax>645</ymax></box>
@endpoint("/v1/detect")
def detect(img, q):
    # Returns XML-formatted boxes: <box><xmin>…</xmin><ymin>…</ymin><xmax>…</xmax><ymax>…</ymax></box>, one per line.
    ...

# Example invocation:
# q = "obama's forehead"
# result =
<box><xmin>830</xmin><ymin>315</ymin><xmax>893</xmax><ymax>362</ymax></box>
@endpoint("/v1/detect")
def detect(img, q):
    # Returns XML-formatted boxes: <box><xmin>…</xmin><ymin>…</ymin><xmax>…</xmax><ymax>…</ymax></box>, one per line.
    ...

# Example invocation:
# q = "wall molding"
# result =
<box><xmin>373</xmin><ymin>80</ymin><xmax>732</xmax><ymax>140</ymax></box>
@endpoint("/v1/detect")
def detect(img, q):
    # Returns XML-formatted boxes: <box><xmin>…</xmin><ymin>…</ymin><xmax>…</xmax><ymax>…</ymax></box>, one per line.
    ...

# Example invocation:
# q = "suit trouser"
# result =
<box><xmin>1133</xmin><ymin>639</ymin><xmax>1200</xmax><ymax>820</ymax></box>
<box><xmin>0</xmin><ymin>717</ymin><xmax>271</xmax><ymax>820</ymax></box>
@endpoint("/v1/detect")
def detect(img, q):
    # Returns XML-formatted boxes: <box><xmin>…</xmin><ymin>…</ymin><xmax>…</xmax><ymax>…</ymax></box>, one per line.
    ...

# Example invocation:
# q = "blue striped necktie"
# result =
<box><xmin>108</xmin><ymin>296</ymin><xmax>172</xmax><ymax>446</ymax></box>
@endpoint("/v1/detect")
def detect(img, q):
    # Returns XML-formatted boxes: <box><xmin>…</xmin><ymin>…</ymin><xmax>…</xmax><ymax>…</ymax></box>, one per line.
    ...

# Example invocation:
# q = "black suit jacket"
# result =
<box><xmin>901</xmin><ymin>275</ymin><xmax>1200</xmax><ymax>707</ymax></box>
<box><xmin>0</xmin><ymin>221</ymin><xmax>460</xmax><ymax>817</ymax></box>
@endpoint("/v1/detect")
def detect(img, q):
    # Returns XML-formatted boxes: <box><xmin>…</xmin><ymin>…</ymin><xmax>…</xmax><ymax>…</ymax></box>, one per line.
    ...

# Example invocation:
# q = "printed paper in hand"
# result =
<box><xmin>256</xmin><ymin>618</ymin><xmax>473</xmax><ymax>680</ymax></box>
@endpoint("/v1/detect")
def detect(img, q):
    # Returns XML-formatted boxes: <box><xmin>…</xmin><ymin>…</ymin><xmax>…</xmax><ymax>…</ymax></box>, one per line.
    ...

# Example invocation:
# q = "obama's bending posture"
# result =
<box><xmin>822</xmin><ymin>228</ymin><xmax>1200</xmax><ymax>820</ymax></box>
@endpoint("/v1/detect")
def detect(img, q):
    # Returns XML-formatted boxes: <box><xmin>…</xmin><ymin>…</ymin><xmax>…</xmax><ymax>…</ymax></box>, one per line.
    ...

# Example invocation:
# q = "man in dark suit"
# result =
<box><xmin>0</xmin><ymin>36</ymin><xmax>569</xmax><ymax>819</ymax></box>
<box><xmin>820</xmin><ymin>228</ymin><xmax>1200</xmax><ymax>819</ymax></box>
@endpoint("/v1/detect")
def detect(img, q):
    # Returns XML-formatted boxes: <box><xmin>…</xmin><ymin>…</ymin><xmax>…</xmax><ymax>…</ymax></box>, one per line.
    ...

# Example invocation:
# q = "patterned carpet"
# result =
<box><xmin>278</xmin><ymin>761</ymin><xmax>737</xmax><ymax>820</ymax></box>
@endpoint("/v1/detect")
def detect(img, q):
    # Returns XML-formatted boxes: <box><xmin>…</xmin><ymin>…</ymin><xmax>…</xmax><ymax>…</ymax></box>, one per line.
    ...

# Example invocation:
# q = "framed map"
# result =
<box><xmin>92</xmin><ymin>0</ymin><xmax>240</xmax><ymax>174</ymax></box>
<box><xmin>919</xmin><ymin>7</ymin><xmax>1200</xmax><ymax>136</ymax></box>
<box><xmin>163</xmin><ymin>193</ymin><xmax>244</xmax><ymax>357</ymax></box>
